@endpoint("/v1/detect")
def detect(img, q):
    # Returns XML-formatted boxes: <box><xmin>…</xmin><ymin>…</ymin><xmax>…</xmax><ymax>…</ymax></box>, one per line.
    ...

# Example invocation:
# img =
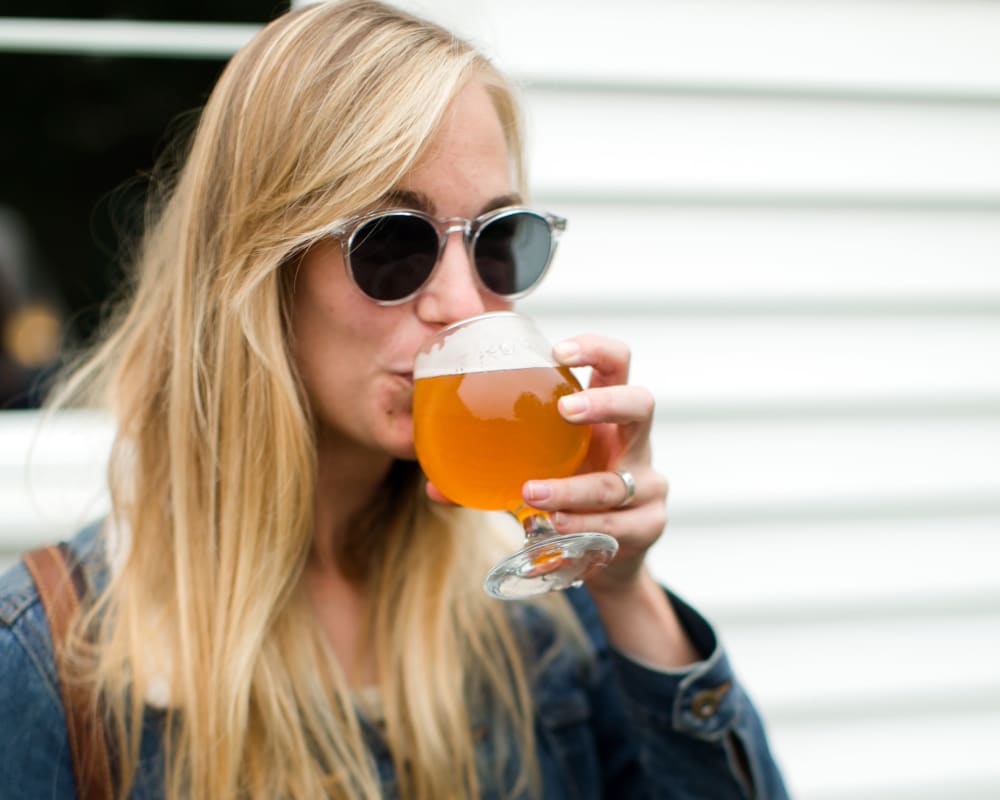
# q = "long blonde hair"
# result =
<box><xmin>54</xmin><ymin>2</ymin><xmax>582</xmax><ymax>797</ymax></box>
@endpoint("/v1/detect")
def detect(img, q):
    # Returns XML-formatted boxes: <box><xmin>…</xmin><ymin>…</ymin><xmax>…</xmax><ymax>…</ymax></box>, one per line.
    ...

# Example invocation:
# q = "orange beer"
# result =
<box><xmin>414</xmin><ymin>365</ymin><xmax>591</xmax><ymax>512</ymax></box>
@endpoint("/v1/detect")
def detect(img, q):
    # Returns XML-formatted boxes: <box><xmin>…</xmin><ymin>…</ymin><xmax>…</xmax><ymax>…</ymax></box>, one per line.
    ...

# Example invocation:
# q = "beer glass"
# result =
<box><xmin>413</xmin><ymin>311</ymin><xmax>618</xmax><ymax>599</ymax></box>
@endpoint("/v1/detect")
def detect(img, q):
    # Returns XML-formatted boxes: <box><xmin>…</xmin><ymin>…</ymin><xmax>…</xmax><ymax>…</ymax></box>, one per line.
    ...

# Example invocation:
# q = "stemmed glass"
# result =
<box><xmin>413</xmin><ymin>311</ymin><xmax>618</xmax><ymax>599</ymax></box>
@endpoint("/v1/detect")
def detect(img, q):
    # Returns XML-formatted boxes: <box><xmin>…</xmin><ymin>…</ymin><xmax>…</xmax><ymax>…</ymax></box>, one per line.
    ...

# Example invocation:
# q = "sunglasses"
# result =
<box><xmin>327</xmin><ymin>206</ymin><xmax>566</xmax><ymax>305</ymax></box>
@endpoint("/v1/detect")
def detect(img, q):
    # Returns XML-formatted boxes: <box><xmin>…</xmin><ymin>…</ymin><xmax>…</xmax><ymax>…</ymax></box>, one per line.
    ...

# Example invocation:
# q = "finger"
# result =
<box><xmin>553</xmin><ymin>334</ymin><xmax>630</xmax><ymax>388</ymax></box>
<box><xmin>557</xmin><ymin>384</ymin><xmax>655</xmax><ymax>428</ymax></box>
<box><xmin>524</xmin><ymin>468</ymin><xmax>669</xmax><ymax>513</ymax></box>
<box><xmin>552</xmin><ymin>501</ymin><xmax>668</xmax><ymax>543</ymax></box>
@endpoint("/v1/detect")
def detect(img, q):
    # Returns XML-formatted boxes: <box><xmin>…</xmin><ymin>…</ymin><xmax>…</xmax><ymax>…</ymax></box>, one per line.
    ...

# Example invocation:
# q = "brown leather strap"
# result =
<box><xmin>24</xmin><ymin>544</ymin><xmax>114</xmax><ymax>799</ymax></box>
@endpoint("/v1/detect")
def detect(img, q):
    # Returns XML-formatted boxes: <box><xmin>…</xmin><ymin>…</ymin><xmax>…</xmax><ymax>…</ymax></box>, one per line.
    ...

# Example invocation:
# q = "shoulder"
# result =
<box><xmin>0</xmin><ymin>518</ymin><xmax>106</xmax><ymax>624</ymax></box>
<box><xmin>0</xmin><ymin>519</ymin><xmax>107</xmax><ymax>710</ymax></box>
<box><xmin>0</xmin><ymin>539</ymin><xmax>84</xmax><ymax>794</ymax></box>
<box><xmin>0</xmin><ymin>587</ymin><xmax>76</xmax><ymax>795</ymax></box>
<box><xmin>0</xmin><ymin>554</ymin><xmax>61</xmax><ymax>709</ymax></box>
<box><xmin>0</xmin><ymin>555</ymin><xmax>40</xmax><ymax>631</ymax></box>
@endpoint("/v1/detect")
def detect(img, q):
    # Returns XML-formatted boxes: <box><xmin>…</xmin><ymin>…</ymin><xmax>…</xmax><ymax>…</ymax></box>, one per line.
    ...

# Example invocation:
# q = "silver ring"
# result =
<box><xmin>614</xmin><ymin>469</ymin><xmax>636</xmax><ymax>507</ymax></box>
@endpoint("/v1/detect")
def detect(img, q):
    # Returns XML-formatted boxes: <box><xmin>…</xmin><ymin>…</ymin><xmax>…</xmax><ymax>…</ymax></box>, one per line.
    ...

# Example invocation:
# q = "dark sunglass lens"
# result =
<box><xmin>349</xmin><ymin>215</ymin><xmax>439</xmax><ymax>302</ymax></box>
<box><xmin>474</xmin><ymin>212</ymin><xmax>551</xmax><ymax>296</ymax></box>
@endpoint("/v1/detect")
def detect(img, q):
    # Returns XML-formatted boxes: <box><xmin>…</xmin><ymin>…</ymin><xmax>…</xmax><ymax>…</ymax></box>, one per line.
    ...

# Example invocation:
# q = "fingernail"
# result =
<box><xmin>559</xmin><ymin>393</ymin><xmax>589</xmax><ymax>419</ymax></box>
<box><xmin>552</xmin><ymin>512</ymin><xmax>568</xmax><ymax>529</ymax></box>
<box><xmin>553</xmin><ymin>340</ymin><xmax>582</xmax><ymax>365</ymax></box>
<box><xmin>525</xmin><ymin>481</ymin><xmax>551</xmax><ymax>502</ymax></box>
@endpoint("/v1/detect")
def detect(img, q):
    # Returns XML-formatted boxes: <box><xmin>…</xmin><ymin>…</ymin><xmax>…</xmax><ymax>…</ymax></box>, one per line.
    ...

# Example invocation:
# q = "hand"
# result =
<box><xmin>521</xmin><ymin>334</ymin><xmax>669</xmax><ymax>597</ymax></box>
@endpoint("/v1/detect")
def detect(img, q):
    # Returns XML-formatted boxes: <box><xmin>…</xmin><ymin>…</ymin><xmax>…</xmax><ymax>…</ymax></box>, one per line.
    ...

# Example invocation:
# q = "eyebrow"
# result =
<box><xmin>378</xmin><ymin>189</ymin><xmax>524</xmax><ymax>216</ymax></box>
<box><xmin>380</xmin><ymin>189</ymin><xmax>433</xmax><ymax>212</ymax></box>
<box><xmin>481</xmin><ymin>193</ymin><xmax>523</xmax><ymax>214</ymax></box>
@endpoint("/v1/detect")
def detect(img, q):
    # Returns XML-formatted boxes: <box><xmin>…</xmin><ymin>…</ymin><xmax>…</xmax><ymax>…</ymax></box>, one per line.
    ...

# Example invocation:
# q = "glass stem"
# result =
<box><xmin>513</xmin><ymin>506</ymin><xmax>558</xmax><ymax>544</ymax></box>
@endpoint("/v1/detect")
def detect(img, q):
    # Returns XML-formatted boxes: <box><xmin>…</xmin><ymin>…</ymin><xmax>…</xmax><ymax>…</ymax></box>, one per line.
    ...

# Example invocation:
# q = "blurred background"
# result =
<box><xmin>2</xmin><ymin>1</ymin><xmax>999</xmax><ymax>797</ymax></box>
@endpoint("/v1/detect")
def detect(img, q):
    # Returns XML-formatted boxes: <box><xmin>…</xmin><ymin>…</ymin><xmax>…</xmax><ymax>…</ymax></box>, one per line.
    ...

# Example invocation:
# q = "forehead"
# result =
<box><xmin>397</xmin><ymin>82</ymin><xmax>513</xmax><ymax>215</ymax></box>
<box><xmin>377</xmin><ymin>188</ymin><xmax>523</xmax><ymax>217</ymax></box>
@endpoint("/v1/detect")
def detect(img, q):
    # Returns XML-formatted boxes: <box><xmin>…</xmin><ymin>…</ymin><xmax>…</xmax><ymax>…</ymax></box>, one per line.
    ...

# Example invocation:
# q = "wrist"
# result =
<box><xmin>588</xmin><ymin>569</ymin><xmax>702</xmax><ymax>669</ymax></box>
<box><xmin>587</xmin><ymin>565</ymin><xmax>655</xmax><ymax>607</ymax></box>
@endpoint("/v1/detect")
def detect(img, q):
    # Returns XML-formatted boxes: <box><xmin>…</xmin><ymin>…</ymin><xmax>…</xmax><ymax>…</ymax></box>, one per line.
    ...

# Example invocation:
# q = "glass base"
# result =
<box><xmin>483</xmin><ymin>532</ymin><xmax>619</xmax><ymax>600</ymax></box>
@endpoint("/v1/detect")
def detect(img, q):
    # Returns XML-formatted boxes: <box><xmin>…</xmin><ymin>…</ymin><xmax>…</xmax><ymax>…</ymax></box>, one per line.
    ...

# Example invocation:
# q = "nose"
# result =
<box><xmin>414</xmin><ymin>229</ymin><xmax>488</xmax><ymax>325</ymax></box>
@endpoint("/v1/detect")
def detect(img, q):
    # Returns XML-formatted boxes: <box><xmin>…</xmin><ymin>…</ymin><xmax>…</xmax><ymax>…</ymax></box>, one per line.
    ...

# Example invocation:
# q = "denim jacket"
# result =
<box><xmin>0</xmin><ymin>522</ymin><xmax>788</xmax><ymax>798</ymax></box>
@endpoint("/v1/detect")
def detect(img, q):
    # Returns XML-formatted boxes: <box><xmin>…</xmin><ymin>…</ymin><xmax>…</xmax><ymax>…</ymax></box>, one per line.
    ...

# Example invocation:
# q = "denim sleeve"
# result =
<box><xmin>570</xmin><ymin>587</ymin><xmax>789</xmax><ymax>800</ymax></box>
<box><xmin>0</xmin><ymin>610</ymin><xmax>77</xmax><ymax>797</ymax></box>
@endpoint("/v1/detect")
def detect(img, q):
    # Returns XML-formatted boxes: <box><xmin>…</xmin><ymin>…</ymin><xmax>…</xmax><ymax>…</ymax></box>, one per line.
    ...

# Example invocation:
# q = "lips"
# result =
<box><xmin>387</xmin><ymin>371</ymin><xmax>414</xmax><ymax>393</ymax></box>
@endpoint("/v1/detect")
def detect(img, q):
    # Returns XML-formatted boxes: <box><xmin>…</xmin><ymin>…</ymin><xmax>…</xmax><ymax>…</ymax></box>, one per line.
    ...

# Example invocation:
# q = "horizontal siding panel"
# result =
<box><xmin>0</xmin><ymin>411</ymin><xmax>113</xmax><ymax>549</ymax></box>
<box><xmin>650</xmin><ymin>516</ymin><xmax>1000</xmax><ymax>621</ymax></box>
<box><xmin>652</xmin><ymin>417</ymin><xmax>1000</xmax><ymax>514</ymax></box>
<box><xmin>8</xmin><ymin>2</ymin><xmax>1000</xmax><ymax>99</ymax></box>
<box><xmin>527</xmin><ymin>314</ymin><xmax>1000</xmax><ymax>404</ymax></box>
<box><xmin>718</xmin><ymin>613</ymin><xmax>1000</xmax><ymax>721</ymax></box>
<box><xmin>772</xmin><ymin>711</ymin><xmax>1000</xmax><ymax>800</ymax></box>
<box><xmin>523</xmin><ymin>91</ymin><xmax>1000</xmax><ymax>197</ymax></box>
<box><xmin>527</xmin><ymin>205</ymin><xmax>1000</xmax><ymax>303</ymax></box>
<box><xmin>3</xmin><ymin>487</ymin><xmax>109</xmax><ymax>549</ymax></box>
<box><xmin>0</xmin><ymin>409</ymin><xmax>114</xmax><ymax>459</ymax></box>
<box><xmin>0</xmin><ymin>18</ymin><xmax>257</xmax><ymax>57</ymax></box>
<box><xmin>770</xmin><ymin>711</ymin><xmax>1000</xmax><ymax>800</ymax></box>
<box><xmin>725</xmin><ymin>610</ymin><xmax>1000</xmax><ymax>798</ymax></box>
<box><xmin>398</xmin><ymin>0</ymin><xmax>1000</xmax><ymax>95</ymax></box>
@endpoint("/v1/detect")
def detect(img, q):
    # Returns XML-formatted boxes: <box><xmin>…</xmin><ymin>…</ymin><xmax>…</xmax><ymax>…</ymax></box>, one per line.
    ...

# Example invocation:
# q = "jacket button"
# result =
<box><xmin>691</xmin><ymin>680</ymin><xmax>732</xmax><ymax>719</ymax></box>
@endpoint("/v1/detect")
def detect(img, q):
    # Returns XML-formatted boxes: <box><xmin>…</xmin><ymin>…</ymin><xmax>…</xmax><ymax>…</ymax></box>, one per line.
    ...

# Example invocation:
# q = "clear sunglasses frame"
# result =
<box><xmin>326</xmin><ymin>206</ymin><xmax>567</xmax><ymax>306</ymax></box>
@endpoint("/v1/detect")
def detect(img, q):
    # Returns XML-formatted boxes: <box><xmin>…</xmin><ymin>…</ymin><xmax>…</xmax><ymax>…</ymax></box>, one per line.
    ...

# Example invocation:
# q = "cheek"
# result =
<box><xmin>289</xmin><ymin>252</ymin><xmax>410</xmax><ymax>426</ymax></box>
<box><xmin>290</xmin><ymin>251</ymin><xmax>359</xmax><ymax>390</ymax></box>
<box><xmin>292</xmin><ymin>301</ymin><xmax>370</xmax><ymax>402</ymax></box>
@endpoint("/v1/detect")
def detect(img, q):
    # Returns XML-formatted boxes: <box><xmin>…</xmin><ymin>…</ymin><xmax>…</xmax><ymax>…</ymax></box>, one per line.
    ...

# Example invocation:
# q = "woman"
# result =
<box><xmin>0</xmin><ymin>2</ymin><xmax>788</xmax><ymax>798</ymax></box>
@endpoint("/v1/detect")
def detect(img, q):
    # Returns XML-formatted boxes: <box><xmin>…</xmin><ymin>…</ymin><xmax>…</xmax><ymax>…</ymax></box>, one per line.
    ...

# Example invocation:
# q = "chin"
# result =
<box><xmin>377</xmin><ymin>414</ymin><xmax>417</xmax><ymax>460</ymax></box>
<box><xmin>391</xmin><ymin>444</ymin><xmax>418</xmax><ymax>461</ymax></box>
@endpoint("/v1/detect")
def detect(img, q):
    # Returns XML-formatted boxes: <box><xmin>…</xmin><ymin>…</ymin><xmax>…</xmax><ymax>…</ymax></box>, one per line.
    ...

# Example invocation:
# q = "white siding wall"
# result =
<box><xmin>3</xmin><ymin>2</ymin><xmax>999</xmax><ymax>797</ymax></box>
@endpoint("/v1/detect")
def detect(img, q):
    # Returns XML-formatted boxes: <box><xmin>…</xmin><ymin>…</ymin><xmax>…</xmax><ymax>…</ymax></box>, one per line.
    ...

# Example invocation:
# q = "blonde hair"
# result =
<box><xmin>53</xmin><ymin>2</ymin><xmax>584</xmax><ymax>798</ymax></box>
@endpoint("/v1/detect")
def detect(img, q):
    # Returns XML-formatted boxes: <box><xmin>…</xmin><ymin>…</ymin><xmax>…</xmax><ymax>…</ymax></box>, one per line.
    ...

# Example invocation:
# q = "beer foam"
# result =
<box><xmin>413</xmin><ymin>315</ymin><xmax>556</xmax><ymax>378</ymax></box>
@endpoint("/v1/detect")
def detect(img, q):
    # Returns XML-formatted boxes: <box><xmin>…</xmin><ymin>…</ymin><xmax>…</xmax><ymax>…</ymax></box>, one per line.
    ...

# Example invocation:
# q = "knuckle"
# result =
<box><xmin>597</xmin><ymin>473</ymin><xmax>623</xmax><ymax>507</ymax></box>
<box><xmin>573</xmin><ymin>514</ymin><xmax>593</xmax><ymax>533</ymax></box>
<box><xmin>650</xmin><ymin>504</ymin><xmax>668</xmax><ymax>532</ymax></box>
<box><xmin>555</xmin><ymin>512</ymin><xmax>578</xmax><ymax>532</ymax></box>
<box><xmin>586</xmin><ymin>334</ymin><xmax>630</xmax><ymax>373</ymax></box>
<box><xmin>639</xmin><ymin>387</ymin><xmax>655</xmax><ymax>417</ymax></box>
<box><xmin>596</xmin><ymin>389</ymin><xmax>619</xmax><ymax>418</ymax></box>
<box><xmin>618</xmin><ymin>341</ymin><xmax>632</xmax><ymax>372</ymax></box>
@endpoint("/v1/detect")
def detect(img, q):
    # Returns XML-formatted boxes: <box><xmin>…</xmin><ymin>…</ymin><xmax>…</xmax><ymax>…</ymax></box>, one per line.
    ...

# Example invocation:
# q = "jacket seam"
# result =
<box><xmin>4</xmin><ymin>616</ymin><xmax>65</xmax><ymax>712</ymax></box>
<box><xmin>0</xmin><ymin>575</ymin><xmax>39</xmax><ymax>626</ymax></box>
